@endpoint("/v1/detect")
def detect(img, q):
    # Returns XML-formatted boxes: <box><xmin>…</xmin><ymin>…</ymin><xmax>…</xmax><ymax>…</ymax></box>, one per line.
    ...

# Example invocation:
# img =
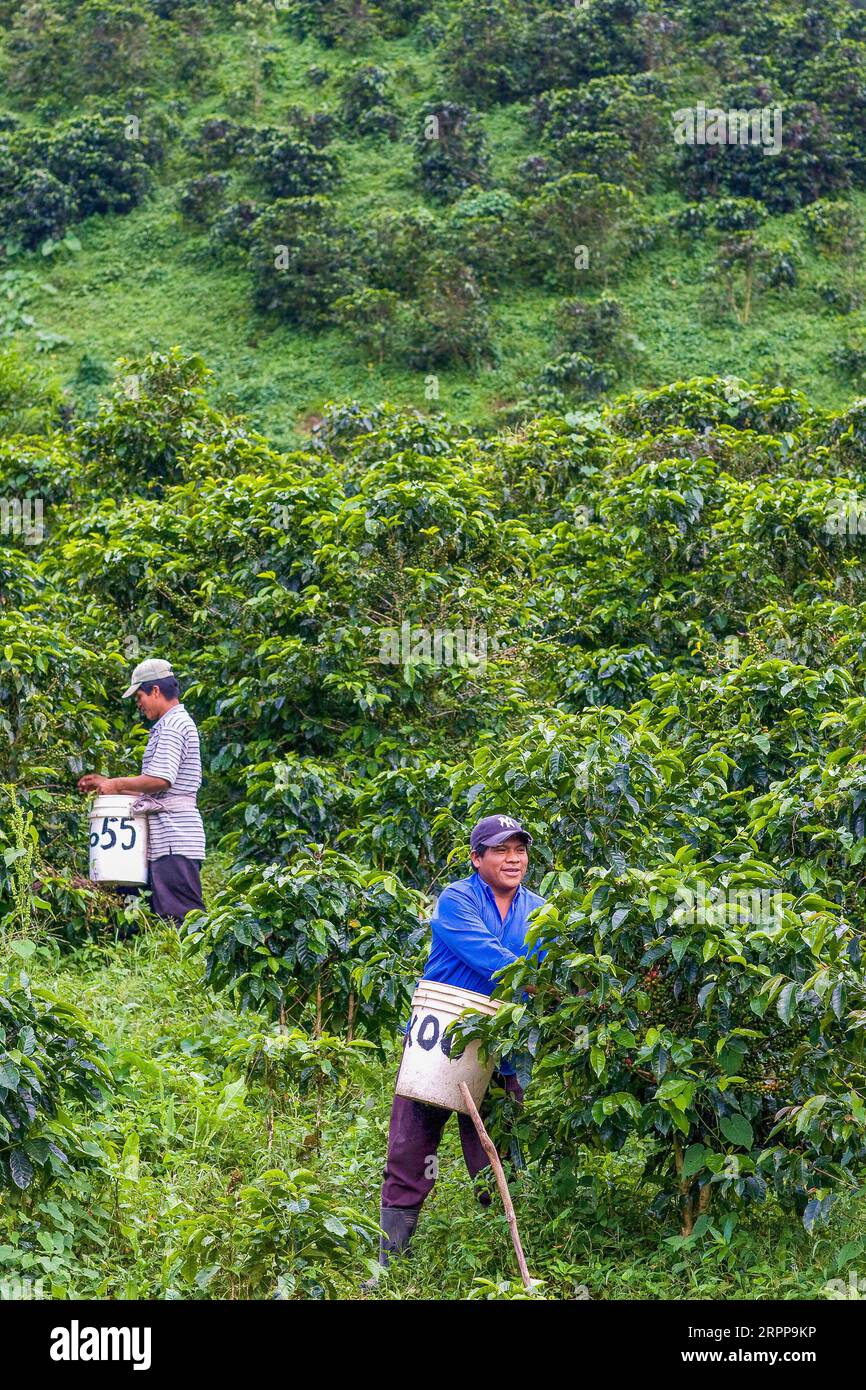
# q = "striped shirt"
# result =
<box><xmin>140</xmin><ymin>704</ymin><xmax>206</xmax><ymax>863</ymax></box>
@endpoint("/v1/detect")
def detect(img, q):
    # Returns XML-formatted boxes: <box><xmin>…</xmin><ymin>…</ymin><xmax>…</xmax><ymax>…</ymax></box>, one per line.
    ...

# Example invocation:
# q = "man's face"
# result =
<box><xmin>135</xmin><ymin>686</ymin><xmax>164</xmax><ymax>722</ymax></box>
<box><xmin>472</xmin><ymin>835</ymin><xmax>529</xmax><ymax>894</ymax></box>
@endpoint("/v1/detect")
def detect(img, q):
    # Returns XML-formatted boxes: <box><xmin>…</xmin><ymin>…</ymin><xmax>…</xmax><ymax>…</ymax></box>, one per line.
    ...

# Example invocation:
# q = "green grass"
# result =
<box><xmin>5</xmin><ymin>10</ymin><xmax>866</xmax><ymax>1301</ymax></box>
<box><xmin>5</xmin><ymin>15</ymin><xmax>866</xmax><ymax>447</ymax></box>
<box><xmin>27</xmin><ymin>178</ymin><xmax>866</xmax><ymax>448</ymax></box>
<box><xmin>2</xmin><ymin>918</ymin><xmax>862</xmax><ymax>1301</ymax></box>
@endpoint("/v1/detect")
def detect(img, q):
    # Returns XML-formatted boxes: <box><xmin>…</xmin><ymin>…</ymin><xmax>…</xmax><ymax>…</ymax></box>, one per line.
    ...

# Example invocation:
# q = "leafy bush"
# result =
<box><xmin>247</xmin><ymin>197</ymin><xmax>354</xmax><ymax>326</ymax></box>
<box><xmin>0</xmin><ymin>974</ymin><xmax>109</xmax><ymax>1194</ymax></box>
<box><xmin>531</xmin><ymin>75</ymin><xmax>670</xmax><ymax>185</ymax></box>
<box><xmin>219</xmin><ymin>755</ymin><xmax>355</xmax><ymax>867</ymax></box>
<box><xmin>4</xmin><ymin>0</ymin><xmax>193</xmax><ymax>101</ymax></box>
<box><xmin>677</xmin><ymin>95</ymin><xmax>851</xmax><ymax>213</ymax></box>
<box><xmin>336</xmin><ymin>63</ymin><xmax>400</xmax><ymax>139</ymax></box>
<box><xmin>0</xmin><ymin>623</ymin><xmax>126</xmax><ymax>789</ymax></box>
<box><xmin>608</xmin><ymin>376</ymin><xmax>809</xmax><ymax>436</ymax></box>
<box><xmin>167</xmin><ymin>1166</ymin><xmax>378</xmax><ymax>1298</ymax></box>
<box><xmin>245</xmin><ymin>130</ymin><xmax>339</xmax><ymax>200</ymax></box>
<box><xmin>74</xmin><ymin>346</ymin><xmax>232</xmax><ymax>491</ymax></box>
<box><xmin>68</xmin><ymin>0</ymin><xmax>159</xmax><ymax>95</ymax></box>
<box><xmin>361</xmin><ymin>206</ymin><xmax>440</xmax><ymax>295</ymax></box>
<box><xmin>184</xmin><ymin>850</ymin><xmax>427</xmax><ymax>1038</ymax></box>
<box><xmin>208</xmin><ymin>198</ymin><xmax>259</xmax><ymax>255</ymax></box>
<box><xmin>477</xmin><ymin>865</ymin><xmax>866</xmax><ymax>1234</ymax></box>
<box><xmin>285</xmin><ymin>0</ymin><xmax>380</xmax><ymax>48</ymax></box>
<box><xmin>50</xmin><ymin>114</ymin><xmax>158</xmax><ymax>213</ymax></box>
<box><xmin>703</xmin><ymin>233</ymin><xmax>798</xmax><ymax>326</ymax></box>
<box><xmin>434</xmin><ymin>708</ymin><xmax>866</xmax><ymax>1232</ymax></box>
<box><xmin>524</xmin><ymin>0</ymin><xmax>651</xmax><ymax>93</ymax></box>
<box><xmin>438</xmin><ymin>0</ymin><xmax>529</xmax><ymax>107</ymax></box>
<box><xmin>444</xmin><ymin>189</ymin><xmax>517</xmax><ymax>287</ymax></box>
<box><xmin>817</xmin><ymin>283</ymin><xmax>862</xmax><ymax>315</ymax></box>
<box><xmin>284</xmin><ymin>105</ymin><xmax>338</xmax><ymax>148</ymax></box>
<box><xmin>796</xmin><ymin>40</ymin><xmax>866</xmax><ymax>153</ymax></box>
<box><xmin>555</xmin><ymin>294</ymin><xmax>634</xmax><ymax>359</ymax></box>
<box><xmin>4</xmin><ymin>1</ymin><xmax>71</xmax><ymax>103</ymax></box>
<box><xmin>225</xmin><ymin>1023</ymin><xmax>374</xmax><ymax>1101</ymax></box>
<box><xmin>0</xmin><ymin>115</ymin><xmax>154</xmax><ymax>249</ymax></box>
<box><xmin>1</xmin><ymin>170</ymin><xmax>75</xmax><ymax>250</ymax></box>
<box><xmin>519</xmin><ymin>173</ymin><xmax>645</xmax><ymax>289</ymax></box>
<box><xmin>405</xmin><ymin>256</ymin><xmax>493</xmax><ymax>369</ymax></box>
<box><xmin>332</xmin><ymin>285</ymin><xmax>402</xmax><ymax>363</ymax></box>
<box><xmin>413</xmin><ymin>101</ymin><xmax>489</xmax><ymax>203</ymax></box>
<box><xmin>801</xmin><ymin>198</ymin><xmax>864</xmax><ymax>256</ymax></box>
<box><xmin>177</xmin><ymin>172</ymin><xmax>230</xmax><ymax>224</ymax></box>
<box><xmin>538</xmin><ymin>352</ymin><xmax>615</xmax><ymax>398</ymax></box>
<box><xmin>830</xmin><ymin>332</ymin><xmax>866</xmax><ymax>384</ymax></box>
<box><xmin>186</xmin><ymin>117</ymin><xmax>251</xmax><ymax>168</ymax></box>
<box><xmin>709</xmin><ymin>198</ymin><xmax>769</xmax><ymax>232</ymax></box>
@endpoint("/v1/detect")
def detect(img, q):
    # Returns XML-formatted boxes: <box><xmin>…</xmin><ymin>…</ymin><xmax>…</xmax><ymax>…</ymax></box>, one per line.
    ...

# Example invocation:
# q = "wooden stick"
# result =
<box><xmin>458</xmin><ymin>1081</ymin><xmax>534</xmax><ymax>1291</ymax></box>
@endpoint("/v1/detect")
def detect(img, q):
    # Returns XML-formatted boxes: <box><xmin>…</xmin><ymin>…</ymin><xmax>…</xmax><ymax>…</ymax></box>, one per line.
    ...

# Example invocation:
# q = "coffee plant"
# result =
<box><xmin>0</xmin><ymin>974</ymin><xmax>110</xmax><ymax>1193</ymax></box>
<box><xmin>184</xmin><ymin>849</ymin><xmax>427</xmax><ymax>1039</ymax></box>
<box><xmin>412</xmin><ymin>101</ymin><xmax>489</xmax><ymax>203</ymax></box>
<box><xmin>11</xmin><ymin>0</ymin><xmax>866</xmax><ymax>1306</ymax></box>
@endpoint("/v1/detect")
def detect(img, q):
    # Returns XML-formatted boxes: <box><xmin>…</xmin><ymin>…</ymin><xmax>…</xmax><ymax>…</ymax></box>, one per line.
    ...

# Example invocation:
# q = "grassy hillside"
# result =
<box><xmin>3</xmin><ymin>1</ymin><xmax>866</xmax><ymax>443</ymax></box>
<box><xmin>7</xmin><ymin>2</ymin><xmax>866</xmax><ymax>1305</ymax></box>
<box><xmin>5</xmin><ymin>358</ymin><xmax>866</xmax><ymax>1296</ymax></box>
<box><xmin>10</xmin><ymin>921</ymin><xmax>860</xmax><ymax>1301</ymax></box>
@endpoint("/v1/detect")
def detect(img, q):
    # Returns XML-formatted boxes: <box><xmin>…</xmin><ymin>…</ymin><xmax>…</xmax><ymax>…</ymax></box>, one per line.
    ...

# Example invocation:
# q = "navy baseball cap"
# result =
<box><xmin>470</xmin><ymin>814</ymin><xmax>533</xmax><ymax>852</ymax></box>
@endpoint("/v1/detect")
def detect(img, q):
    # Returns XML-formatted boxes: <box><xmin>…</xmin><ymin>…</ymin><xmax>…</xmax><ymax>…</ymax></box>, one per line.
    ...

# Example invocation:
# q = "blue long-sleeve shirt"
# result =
<box><xmin>421</xmin><ymin>872</ymin><xmax>546</xmax><ymax>995</ymax></box>
<box><xmin>412</xmin><ymin>872</ymin><xmax>546</xmax><ymax>1075</ymax></box>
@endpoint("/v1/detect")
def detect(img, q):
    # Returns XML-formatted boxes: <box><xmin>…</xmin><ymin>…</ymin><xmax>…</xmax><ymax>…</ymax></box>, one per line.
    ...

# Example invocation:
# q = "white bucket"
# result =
<box><xmin>88</xmin><ymin>795</ymin><xmax>149</xmax><ymax>886</ymax></box>
<box><xmin>395</xmin><ymin>981</ymin><xmax>502</xmax><ymax>1114</ymax></box>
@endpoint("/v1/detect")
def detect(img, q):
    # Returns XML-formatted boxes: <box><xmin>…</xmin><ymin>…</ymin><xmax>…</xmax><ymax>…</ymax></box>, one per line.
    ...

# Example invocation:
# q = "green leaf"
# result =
<box><xmin>720</xmin><ymin>1114</ymin><xmax>754</xmax><ymax>1149</ymax></box>
<box><xmin>649</xmin><ymin>892</ymin><xmax>668</xmax><ymax>920</ymax></box>
<box><xmin>9</xmin><ymin>1149</ymin><xmax>34</xmax><ymax>1190</ymax></box>
<box><xmin>776</xmin><ymin>981</ymin><xmax>797</xmax><ymax>1025</ymax></box>
<box><xmin>671</xmin><ymin>936</ymin><xmax>688</xmax><ymax>965</ymax></box>
<box><xmin>681</xmin><ymin>1143</ymin><xmax>708</xmax><ymax>1178</ymax></box>
<box><xmin>0</xmin><ymin>1062</ymin><xmax>20</xmax><ymax>1090</ymax></box>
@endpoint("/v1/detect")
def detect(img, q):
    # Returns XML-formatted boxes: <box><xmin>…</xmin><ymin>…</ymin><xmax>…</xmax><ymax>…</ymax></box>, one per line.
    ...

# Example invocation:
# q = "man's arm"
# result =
<box><xmin>431</xmin><ymin>887</ymin><xmax>520</xmax><ymax>979</ymax></box>
<box><xmin>79</xmin><ymin>722</ymin><xmax>184</xmax><ymax>796</ymax></box>
<box><xmin>77</xmin><ymin>773</ymin><xmax>170</xmax><ymax>795</ymax></box>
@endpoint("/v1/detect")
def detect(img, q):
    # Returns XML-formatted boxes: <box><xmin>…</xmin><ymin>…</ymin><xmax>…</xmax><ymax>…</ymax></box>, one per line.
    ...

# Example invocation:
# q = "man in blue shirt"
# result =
<box><xmin>377</xmin><ymin>814</ymin><xmax>545</xmax><ymax>1269</ymax></box>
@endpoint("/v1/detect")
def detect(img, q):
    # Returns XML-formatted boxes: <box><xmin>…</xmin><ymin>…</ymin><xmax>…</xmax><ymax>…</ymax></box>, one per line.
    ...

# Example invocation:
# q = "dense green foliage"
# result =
<box><xmin>6</xmin><ymin>0</ymin><xmax>866</xmax><ymax>1301</ymax></box>
<box><xmin>3</xmin><ymin>1</ymin><xmax>866</xmax><ymax>431</ymax></box>
<box><xmin>187</xmin><ymin>850</ymin><xmax>426</xmax><ymax>1034</ymax></box>
<box><xmin>5</xmin><ymin>351</ymin><xmax>866</xmax><ymax>1290</ymax></box>
<box><xmin>0</xmin><ymin>971</ymin><xmax>109</xmax><ymax>1193</ymax></box>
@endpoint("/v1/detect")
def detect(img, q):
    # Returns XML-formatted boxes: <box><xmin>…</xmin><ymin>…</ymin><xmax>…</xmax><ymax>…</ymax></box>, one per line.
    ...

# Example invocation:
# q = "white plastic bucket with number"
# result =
<box><xmin>88</xmin><ymin>795</ymin><xmax>148</xmax><ymax>886</ymax></box>
<box><xmin>395</xmin><ymin>981</ymin><xmax>502</xmax><ymax>1114</ymax></box>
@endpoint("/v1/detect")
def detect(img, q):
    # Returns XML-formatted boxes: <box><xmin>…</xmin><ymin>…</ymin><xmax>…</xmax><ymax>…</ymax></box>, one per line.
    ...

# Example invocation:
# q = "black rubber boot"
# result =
<box><xmin>379</xmin><ymin>1203</ymin><xmax>421</xmax><ymax>1267</ymax></box>
<box><xmin>474</xmin><ymin>1172</ymin><xmax>495</xmax><ymax>1208</ymax></box>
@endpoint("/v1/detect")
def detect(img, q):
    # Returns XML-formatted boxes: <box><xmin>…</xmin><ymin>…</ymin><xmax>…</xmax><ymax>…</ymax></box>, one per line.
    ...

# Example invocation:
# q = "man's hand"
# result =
<box><xmin>77</xmin><ymin>773</ymin><xmax>116</xmax><ymax>795</ymax></box>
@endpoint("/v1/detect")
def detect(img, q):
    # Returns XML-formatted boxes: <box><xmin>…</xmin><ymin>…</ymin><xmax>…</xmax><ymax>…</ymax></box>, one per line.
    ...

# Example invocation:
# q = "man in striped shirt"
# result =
<box><xmin>77</xmin><ymin>658</ymin><xmax>206</xmax><ymax>926</ymax></box>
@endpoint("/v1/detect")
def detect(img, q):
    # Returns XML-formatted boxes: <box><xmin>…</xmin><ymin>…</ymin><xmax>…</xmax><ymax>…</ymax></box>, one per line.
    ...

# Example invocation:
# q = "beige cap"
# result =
<box><xmin>122</xmin><ymin>658</ymin><xmax>174</xmax><ymax>698</ymax></box>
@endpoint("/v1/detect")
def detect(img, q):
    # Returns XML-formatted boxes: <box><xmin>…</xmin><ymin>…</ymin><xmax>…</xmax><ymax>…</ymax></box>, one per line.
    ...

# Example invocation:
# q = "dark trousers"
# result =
<box><xmin>148</xmin><ymin>854</ymin><xmax>204</xmax><ymax>927</ymax></box>
<box><xmin>381</xmin><ymin>1072</ymin><xmax>524</xmax><ymax>1209</ymax></box>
